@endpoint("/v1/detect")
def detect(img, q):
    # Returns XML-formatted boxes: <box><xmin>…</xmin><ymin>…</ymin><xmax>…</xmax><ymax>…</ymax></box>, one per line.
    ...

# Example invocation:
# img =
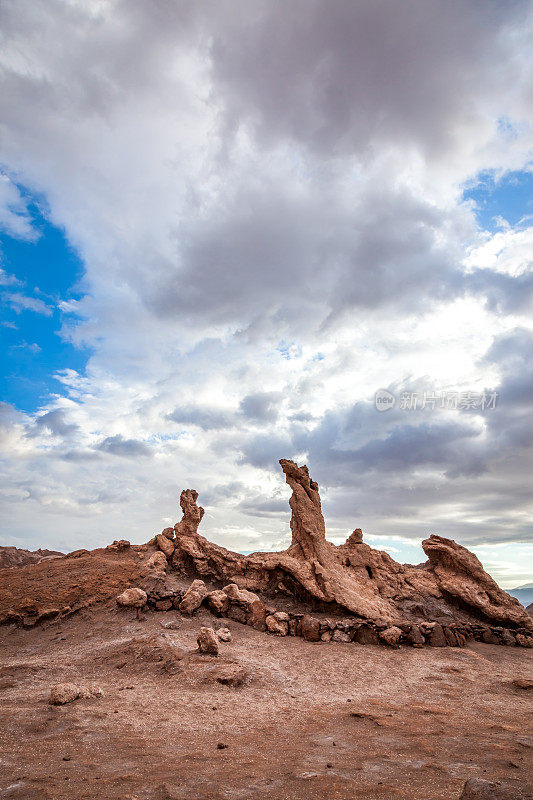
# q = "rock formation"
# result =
<box><xmin>170</xmin><ymin>459</ymin><xmax>531</xmax><ymax>631</ymax></box>
<box><xmin>0</xmin><ymin>545</ymin><xmax>63</xmax><ymax>570</ymax></box>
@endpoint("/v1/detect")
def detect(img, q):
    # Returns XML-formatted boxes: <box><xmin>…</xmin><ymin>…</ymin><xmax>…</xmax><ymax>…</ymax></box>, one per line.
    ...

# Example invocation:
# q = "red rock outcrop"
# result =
<box><xmin>170</xmin><ymin>459</ymin><xmax>532</xmax><ymax>631</ymax></box>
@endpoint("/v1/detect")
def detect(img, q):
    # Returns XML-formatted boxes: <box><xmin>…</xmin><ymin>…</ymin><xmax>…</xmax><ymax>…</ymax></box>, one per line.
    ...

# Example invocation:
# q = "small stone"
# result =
<box><xmin>160</xmin><ymin>620</ymin><xmax>180</xmax><ymax>630</ymax></box>
<box><xmin>49</xmin><ymin>683</ymin><xmax>80</xmax><ymax>705</ymax></box>
<box><xmin>116</xmin><ymin>588</ymin><xmax>147</xmax><ymax>608</ymax></box>
<box><xmin>197</xmin><ymin>627</ymin><xmax>219</xmax><ymax>656</ymax></box>
<box><xmin>216</xmin><ymin>627</ymin><xmax>232</xmax><ymax>642</ymax></box>
<box><xmin>215</xmin><ymin>666</ymin><xmax>249</xmax><ymax>687</ymax></box>
<box><xmin>332</xmin><ymin>629</ymin><xmax>351</xmax><ymax>643</ymax></box>
<box><xmin>459</xmin><ymin>777</ymin><xmax>520</xmax><ymax>799</ymax></box>
<box><xmin>155</xmin><ymin>599</ymin><xmax>173</xmax><ymax>612</ymax></box>
<box><xmin>78</xmin><ymin>685</ymin><xmax>104</xmax><ymax>699</ymax></box>
<box><xmin>217</xmin><ymin>742</ymin><xmax>228</xmax><ymax>750</ymax></box>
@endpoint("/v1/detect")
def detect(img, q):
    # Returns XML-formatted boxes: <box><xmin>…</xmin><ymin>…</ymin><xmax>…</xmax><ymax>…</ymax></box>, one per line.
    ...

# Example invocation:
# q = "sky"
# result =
<box><xmin>0</xmin><ymin>0</ymin><xmax>532</xmax><ymax>589</ymax></box>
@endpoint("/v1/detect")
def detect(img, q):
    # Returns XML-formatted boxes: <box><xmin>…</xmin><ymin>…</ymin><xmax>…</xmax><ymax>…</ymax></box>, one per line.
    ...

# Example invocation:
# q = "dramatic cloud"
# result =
<box><xmin>0</xmin><ymin>0</ymin><xmax>531</xmax><ymax>586</ymax></box>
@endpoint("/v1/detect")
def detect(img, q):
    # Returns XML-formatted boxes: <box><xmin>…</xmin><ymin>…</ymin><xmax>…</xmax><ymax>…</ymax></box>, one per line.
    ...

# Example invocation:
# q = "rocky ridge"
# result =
<box><xmin>1</xmin><ymin>459</ymin><xmax>531</xmax><ymax>649</ymax></box>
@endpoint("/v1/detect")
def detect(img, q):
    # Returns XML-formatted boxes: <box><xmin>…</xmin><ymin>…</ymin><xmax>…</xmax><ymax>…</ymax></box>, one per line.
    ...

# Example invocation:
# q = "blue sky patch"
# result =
<box><xmin>0</xmin><ymin>194</ymin><xmax>90</xmax><ymax>413</ymax></box>
<box><xmin>463</xmin><ymin>168</ymin><xmax>532</xmax><ymax>232</ymax></box>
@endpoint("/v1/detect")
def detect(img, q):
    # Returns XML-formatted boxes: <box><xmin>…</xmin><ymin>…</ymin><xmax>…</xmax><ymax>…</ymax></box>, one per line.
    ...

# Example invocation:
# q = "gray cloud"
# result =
<box><xmin>239</xmin><ymin>391</ymin><xmax>281</xmax><ymax>423</ymax></box>
<box><xmin>30</xmin><ymin>409</ymin><xmax>78</xmax><ymax>438</ymax></box>
<box><xmin>167</xmin><ymin>405</ymin><xmax>235</xmax><ymax>431</ymax></box>
<box><xmin>96</xmin><ymin>435</ymin><xmax>152</xmax><ymax>458</ymax></box>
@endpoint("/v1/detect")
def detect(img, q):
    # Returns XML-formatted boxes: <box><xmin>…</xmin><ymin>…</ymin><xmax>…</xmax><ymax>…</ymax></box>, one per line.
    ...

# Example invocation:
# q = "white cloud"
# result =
<box><xmin>5</xmin><ymin>292</ymin><xmax>53</xmax><ymax>316</ymax></box>
<box><xmin>0</xmin><ymin>0</ymin><xmax>532</xmax><ymax>584</ymax></box>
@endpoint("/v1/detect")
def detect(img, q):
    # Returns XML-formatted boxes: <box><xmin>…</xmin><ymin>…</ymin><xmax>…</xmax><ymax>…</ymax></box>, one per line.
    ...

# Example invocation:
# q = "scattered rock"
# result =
<box><xmin>266</xmin><ymin>614</ymin><xmax>289</xmax><ymax>636</ymax></box>
<box><xmin>116</xmin><ymin>588</ymin><xmax>147</xmax><ymax>608</ymax></box>
<box><xmin>106</xmin><ymin>540</ymin><xmax>130</xmax><ymax>551</ymax></box>
<box><xmin>217</xmin><ymin>742</ymin><xmax>228</xmax><ymax>750</ymax></box>
<box><xmin>459</xmin><ymin>777</ymin><xmax>522</xmax><ymax>799</ymax></box>
<box><xmin>406</xmin><ymin>626</ymin><xmax>425</xmax><ymax>647</ymax></box>
<box><xmin>206</xmin><ymin>590</ymin><xmax>229</xmax><ymax>615</ymax></box>
<box><xmin>216</xmin><ymin>627</ymin><xmax>232</xmax><ymax>642</ymax></box>
<box><xmin>428</xmin><ymin>623</ymin><xmax>447</xmax><ymax>647</ymax></box>
<box><xmin>197</xmin><ymin>627</ymin><xmax>219</xmax><ymax>655</ymax></box>
<box><xmin>155</xmin><ymin>599</ymin><xmax>173</xmax><ymax>612</ymax></box>
<box><xmin>179</xmin><ymin>579</ymin><xmax>208</xmax><ymax>615</ymax></box>
<box><xmin>301</xmin><ymin>615</ymin><xmax>321</xmax><ymax>642</ymax></box>
<box><xmin>49</xmin><ymin>683</ymin><xmax>80</xmax><ymax>705</ymax></box>
<box><xmin>332</xmin><ymin>629</ymin><xmax>351</xmax><ymax>643</ymax></box>
<box><xmin>78</xmin><ymin>685</ymin><xmax>104</xmax><ymax>699</ymax></box>
<box><xmin>160</xmin><ymin>619</ymin><xmax>180</xmax><ymax>630</ymax></box>
<box><xmin>214</xmin><ymin>665</ymin><xmax>249</xmax><ymax>687</ymax></box>
<box><xmin>379</xmin><ymin>626</ymin><xmax>402</xmax><ymax>647</ymax></box>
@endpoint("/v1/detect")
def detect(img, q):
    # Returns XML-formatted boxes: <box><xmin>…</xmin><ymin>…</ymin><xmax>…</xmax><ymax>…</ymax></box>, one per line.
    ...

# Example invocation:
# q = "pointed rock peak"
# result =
<box><xmin>174</xmin><ymin>489</ymin><xmax>204</xmax><ymax>537</ymax></box>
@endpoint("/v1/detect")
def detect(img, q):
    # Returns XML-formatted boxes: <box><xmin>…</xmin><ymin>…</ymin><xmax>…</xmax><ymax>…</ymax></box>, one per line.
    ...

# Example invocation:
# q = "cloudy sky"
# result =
<box><xmin>0</xmin><ymin>0</ymin><xmax>532</xmax><ymax>588</ymax></box>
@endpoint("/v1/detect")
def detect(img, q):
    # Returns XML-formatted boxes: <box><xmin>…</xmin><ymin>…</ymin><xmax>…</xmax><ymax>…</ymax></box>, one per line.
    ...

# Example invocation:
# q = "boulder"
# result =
<box><xmin>206</xmin><ymin>590</ymin><xmax>229</xmax><ymax>615</ymax></box>
<box><xmin>266</xmin><ymin>614</ymin><xmax>289</xmax><ymax>636</ymax></box>
<box><xmin>428</xmin><ymin>623</ymin><xmax>447</xmax><ymax>647</ymax></box>
<box><xmin>197</xmin><ymin>626</ymin><xmax>219</xmax><ymax>655</ymax></box>
<box><xmin>216</xmin><ymin>627</ymin><xmax>232</xmax><ymax>642</ymax></box>
<box><xmin>423</xmin><ymin>534</ymin><xmax>532</xmax><ymax>630</ymax></box>
<box><xmin>179</xmin><ymin>579</ymin><xmax>208</xmax><ymax>614</ymax></box>
<box><xmin>146</xmin><ymin>552</ymin><xmax>167</xmax><ymax>573</ymax></box>
<box><xmin>406</xmin><ymin>626</ymin><xmax>425</xmax><ymax>647</ymax></box>
<box><xmin>515</xmin><ymin>633</ymin><xmax>533</xmax><ymax>648</ymax></box>
<box><xmin>500</xmin><ymin>630</ymin><xmax>516</xmax><ymax>646</ymax></box>
<box><xmin>116</xmin><ymin>587</ymin><xmax>147</xmax><ymax>608</ymax></box>
<box><xmin>161</xmin><ymin>527</ymin><xmax>175</xmax><ymax>540</ymax></box>
<box><xmin>155</xmin><ymin>534</ymin><xmax>175</xmax><ymax>558</ymax></box>
<box><xmin>301</xmin><ymin>615</ymin><xmax>321</xmax><ymax>642</ymax></box>
<box><xmin>248</xmin><ymin>598</ymin><xmax>267</xmax><ymax>631</ymax></box>
<box><xmin>379</xmin><ymin>626</ymin><xmax>402</xmax><ymax>648</ymax></box>
<box><xmin>49</xmin><ymin>683</ymin><xmax>80</xmax><ymax>705</ymax></box>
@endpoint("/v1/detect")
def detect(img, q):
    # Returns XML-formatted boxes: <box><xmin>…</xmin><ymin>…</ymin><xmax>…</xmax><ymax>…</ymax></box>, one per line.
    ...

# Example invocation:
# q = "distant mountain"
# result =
<box><xmin>527</xmin><ymin>603</ymin><xmax>533</xmax><ymax>618</ymax></box>
<box><xmin>0</xmin><ymin>546</ymin><xmax>64</xmax><ymax>570</ymax></box>
<box><xmin>508</xmin><ymin>583</ymin><xmax>533</xmax><ymax>608</ymax></box>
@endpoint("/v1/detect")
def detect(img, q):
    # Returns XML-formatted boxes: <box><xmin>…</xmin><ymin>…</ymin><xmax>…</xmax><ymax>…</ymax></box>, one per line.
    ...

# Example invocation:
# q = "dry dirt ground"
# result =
<box><xmin>0</xmin><ymin>605</ymin><xmax>531</xmax><ymax>800</ymax></box>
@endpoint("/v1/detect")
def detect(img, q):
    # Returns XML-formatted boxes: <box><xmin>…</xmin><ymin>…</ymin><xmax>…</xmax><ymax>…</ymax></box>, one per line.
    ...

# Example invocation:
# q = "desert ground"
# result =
<box><xmin>0</xmin><ymin>602</ymin><xmax>531</xmax><ymax>800</ymax></box>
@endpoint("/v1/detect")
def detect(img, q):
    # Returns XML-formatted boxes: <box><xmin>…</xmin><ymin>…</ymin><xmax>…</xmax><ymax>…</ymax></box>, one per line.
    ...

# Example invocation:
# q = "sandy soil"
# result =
<box><xmin>0</xmin><ymin>605</ymin><xmax>531</xmax><ymax>800</ymax></box>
